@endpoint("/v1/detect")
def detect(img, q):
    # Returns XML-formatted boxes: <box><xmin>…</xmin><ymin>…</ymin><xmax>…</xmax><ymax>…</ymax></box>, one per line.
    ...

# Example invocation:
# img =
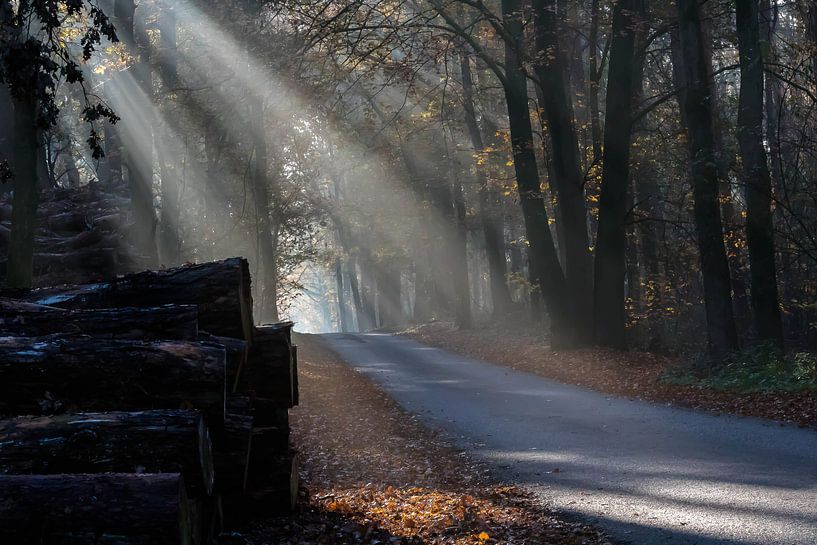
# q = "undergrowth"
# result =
<box><xmin>662</xmin><ymin>343</ymin><xmax>817</xmax><ymax>393</ymax></box>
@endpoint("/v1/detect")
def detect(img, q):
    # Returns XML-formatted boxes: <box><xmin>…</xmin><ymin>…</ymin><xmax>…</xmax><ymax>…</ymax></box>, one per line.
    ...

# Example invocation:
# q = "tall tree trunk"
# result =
<box><xmin>360</xmin><ymin>262</ymin><xmax>377</xmax><ymax>330</ymax></box>
<box><xmin>334</xmin><ymin>257</ymin><xmax>350</xmax><ymax>332</ymax></box>
<box><xmin>592</xmin><ymin>0</ymin><xmax>647</xmax><ymax>348</ymax></box>
<box><xmin>736</xmin><ymin>0</ymin><xmax>784</xmax><ymax>348</ymax></box>
<box><xmin>459</xmin><ymin>49</ymin><xmax>512</xmax><ymax>316</ymax></box>
<box><xmin>0</xmin><ymin>84</ymin><xmax>12</xmax><ymax>186</ymax></box>
<box><xmin>672</xmin><ymin>20</ymin><xmax>752</xmax><ymax>332</ymax></box>
<box><xmin>157</xmin><ymin>2</ymin><xmax>180</xmax><ymax>266</ymax></box>
<box><xmin>249</xmin><ymin>97</ymin><xmax>280</xmax><ymax>323</ymax></box>
<box><xmin>531</xmin><ymin>0</ymin><xmax>594</xmax><ymax>343</ymax></box>
<box><xmin>760</xmin><ymin>0</ymin><xmax>784</xmax><ymax>195</ymax></box>
<box><xmin>101</xmin><ymin>80</ymin><xmax>124</xmax><ymax>188</ymax></box>
<box><xmin>450</xmin><ymin>164</ymin><xmax>473</xmax><ymax>328</ymax></box>
<box><xmin>114</xmin><ymin>0</ymin><xmax>157</xmax><ymax>263</ymax></box>
<box><xmin>7</xmin><ymin>98</ymin><xmax>39</xmax><ymax>288</ymax></box>
<box><xmin>675</xmin><ymin>0</ymin><xmax>739</xmax><ymax>359</ymax></box>
<box><xmin>375</xmin><ymin>263</ymin><xmax>402</xmax><ymax>328</ymax></box>
<box><xmin>501</xmin><ymin>0</ymin><xmax>572</xmax><ymax>345</ymax></box>
<box><xmin>346</xmin><ymin>258</ymin><xmax>364</xmax><ymax>331</ymax></box>
<box><xmin>587</xmin><ymin>0</ymin><xmax>603</xmax><ymax>163</ymax></box>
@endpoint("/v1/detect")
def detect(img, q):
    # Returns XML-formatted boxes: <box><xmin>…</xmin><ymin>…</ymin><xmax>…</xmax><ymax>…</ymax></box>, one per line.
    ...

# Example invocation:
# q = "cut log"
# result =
<box><xmin>212</xmin><ymin>413</ymin><xmax>252</xmax><ymax>496</ymax></box>
<box><xmin>198</xmin><ymin>333</ymin><xmax>248</xmax><ymax>392</ymax></box>
<box><xmin>212</xmin><ymin>413</ymin><xmax>253</xmax><ymax>530</ymax></box>
<box><xmin>0</xmin><ymin>246</ymin><xmax>119</xmax><ymax>277</ymax></box>
<box><xmin>0</xmin><ymin>410</ymin><xmax>214</xmax><ymax>496</ymax></box>
<box><xmin>241</xmin><ymin>323</ymin><xmax>295</xmax><ymax>414</ymax></box>
<box><xmin>8</xmin><ymin>258</ymin><xmax>253</xmax><ymax>341</ymax></box>
<box><xmin>0</xmin><ymin>299</ymin><xmax>199</xmax><ymax>339</ymax></box>
<box><xmin>0</xmin><ymin>473</ymin><xmax>193</xmax><ymax>545</ymax></box>
<box><xmin>43</xmin><ymin>211</ymin><xmax>89</xmax><ymax>234</ymax></box>
<box><xmin>244</xmin><ymin>450</ymin><xmax>299</xmax><ymax>515</ymax></box>
<box><xmin>249</xmin><ymin>418</ymin><xmax>289</xmax><ymax>461</ymax></box>
<box><xmin>292</xmin><ymin>344</ymin><xmax>299</xmax><ymax>406</ymax></box>
<box><xmin>0</xmin><ymin>337</ymin><xmax>225</xmax><ymax>418</ymax></box>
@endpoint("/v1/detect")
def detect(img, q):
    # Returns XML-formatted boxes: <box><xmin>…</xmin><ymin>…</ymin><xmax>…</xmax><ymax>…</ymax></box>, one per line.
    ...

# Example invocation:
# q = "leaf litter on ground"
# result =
<box><xmin>228</xmin><ymin>334</ymin><xmax>613</xmax><ymax>545</ymax></box>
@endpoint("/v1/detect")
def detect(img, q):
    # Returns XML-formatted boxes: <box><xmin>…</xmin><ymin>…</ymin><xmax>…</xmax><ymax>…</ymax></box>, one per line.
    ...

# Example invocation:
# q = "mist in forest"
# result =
<box><xmin>3</xmin><ymin>0</ymin><xmax>817</xmax><ymax>355</ymax></box>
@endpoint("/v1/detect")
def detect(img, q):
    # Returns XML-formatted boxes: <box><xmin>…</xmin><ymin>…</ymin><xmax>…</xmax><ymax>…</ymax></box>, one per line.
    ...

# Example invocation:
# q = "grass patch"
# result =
<box><xmin>662</xmin><ymin>344</ymin><xmax>817</xmax><ymax>393</ymax></box>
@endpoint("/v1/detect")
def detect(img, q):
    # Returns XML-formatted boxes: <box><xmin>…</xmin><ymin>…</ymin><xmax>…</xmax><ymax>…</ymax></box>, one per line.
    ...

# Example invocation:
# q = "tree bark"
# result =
<box><xmin>449</xmin><ymin>161</ymin><xmax>473</xmax><ymax>329</ymax></box>
<box><xmin>592</xmin><ymin>0</ymin><xmax>647</xmax><ymax>348</ymax></box>
<box><xmin>12</xmin><ymin>258</ymin><xmax>254</xmax><ymax>341</ymax></box>
<box><xmin>587</xmin><ymin>0</ymin><xmax>603</xmax><ymax>163</ymax></box>
<box><xmin>249</xmin><ymin>97</ymin><xmax>280</xmax><ymax>324</ymax></box>
<box><xmin>459</xmin><ymin>49</ymin><xmax>512</xmax><ymax>317</ymax></box>
<box><xmin>7</xmin><ymin>97</ymin><xmax>39</xmax><ymax>288</ymax></box>
<box><xmin>500</xmin><ymin>0</ymin><xmax>571</xmax><ymax>344</ymax></box>
<box><xmin>0</xmin><ymin>299</ymin><xmax>198</xmax><ymax>339</ymax></box>
<box><xmin>0</xmin><ymin>410</ymin><xmax>213</xmax><ymax>497</ymax></box>
<box><xmin>113</xmin><ymin>0</ymin><xmax>157</xmax><ymax>264</ymax></box>
<box><xmin>0</xmin><ymin>337</ymin><xmax>225</xmax><ymax>418</ymax></box>
<box><xmin>736</xmin><ymin>0</ymin><xmax>784</xmax><ymax>348</ymax></box>
<box><xmin>531</xmin><ymin>0</ymin><xmax>594</xmax><ymax>343</ymax></box>
<box><xmin>675</xmin><ymin>0</ymin><xmax>739</xmax><ymax>359</ymax></box>
<box><xmin>0</xmin><ymin>82</ymin><xmax>12</xmax><ymax>185</ymax></box>
<box><xmin>0</xmin><ymin>473</ymin><xmax>192</xmax><ymax>545</ymax></box>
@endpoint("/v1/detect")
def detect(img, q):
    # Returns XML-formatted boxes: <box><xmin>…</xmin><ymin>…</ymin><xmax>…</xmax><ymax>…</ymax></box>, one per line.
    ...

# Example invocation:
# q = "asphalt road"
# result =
<box><xmin>319</xmin><ymin>332</ymin><xmax>817</xmax><ymax>545</ymax></box>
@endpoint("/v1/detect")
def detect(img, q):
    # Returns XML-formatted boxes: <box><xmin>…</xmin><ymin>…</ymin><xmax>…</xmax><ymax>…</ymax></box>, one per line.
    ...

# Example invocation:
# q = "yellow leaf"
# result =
<box><xmin>478</xmin><ymin>532</ymin><xmax>490</xmax><ymax>541</ymax></box>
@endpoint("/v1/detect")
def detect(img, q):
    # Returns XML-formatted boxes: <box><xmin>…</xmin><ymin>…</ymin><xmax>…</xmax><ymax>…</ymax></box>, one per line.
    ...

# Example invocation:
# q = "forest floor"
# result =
<box><xmin>400</xmin><ymin>321</ymin><xmax>817</xmax><ymax>430</ymax></box>
<box><xmin>232</xmin><ymin>335</ymin><xmax>613</xmax><ymax>545</ymax></box>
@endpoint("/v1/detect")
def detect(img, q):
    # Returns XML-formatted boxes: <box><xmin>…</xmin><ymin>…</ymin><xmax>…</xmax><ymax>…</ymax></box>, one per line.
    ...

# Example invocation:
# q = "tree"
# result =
<box><xmin>735</xmin><ymin>0</ymin><xmax>784</xmax><ymax>348</ymax></box>
<box><xmin>459</xmin><ymin>47</ymin><xmax>513</xmax><ymax>317</ymax></box>
<box><xmin>592</xmin><ymin>0</ymin><xmax>647</xmax><ymax>348</ymax></box>
<box><xmin>531</xmin><ymin>0</ymin><xmax>594</xmax><ymax>342</ymax></box>
<box><xmin>0</xmin><ymin>0</ymin><xmax>116</xmax><ymax>288</ymax></box>
<box><xmin>675</xmin><ymin>0</ymin><xmax>739</xmax><ymax>359</ymax></box>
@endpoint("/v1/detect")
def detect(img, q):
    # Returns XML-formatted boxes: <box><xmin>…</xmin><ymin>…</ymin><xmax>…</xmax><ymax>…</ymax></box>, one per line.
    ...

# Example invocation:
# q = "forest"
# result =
<box><xmin>2</xmin><ymin>0</ymin><xmax>817</xmax><ymax>358</ymax></box>
<box><xmin>1</xmin><ymin>0</ymin><xmax>817</xmax><ymax>544</ymax></box>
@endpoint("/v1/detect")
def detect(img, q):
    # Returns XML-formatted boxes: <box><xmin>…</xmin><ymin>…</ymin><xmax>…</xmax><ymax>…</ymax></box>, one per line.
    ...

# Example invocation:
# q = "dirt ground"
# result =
<box><xmin>233</xmin><ymin>334</ymin><xmax>613</xmax><ymax>545</ymax></box>
<box><xmin>401</xmin><ymin>322</ymin><xmax>817</xmax><ymax>430</ymax></box>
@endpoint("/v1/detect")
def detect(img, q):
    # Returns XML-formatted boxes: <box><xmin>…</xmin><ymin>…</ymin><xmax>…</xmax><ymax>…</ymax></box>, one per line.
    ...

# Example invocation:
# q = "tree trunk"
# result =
<box><xmin>0</xmin><ymin>410</ymin><xmax>213</xmax><ymax>497</ymax></box>
<box><xmin>675</xmin><ymin>0</ymin><xmax>739</xmax><ymax>359</ymax></box>
<box><xmin>0</xmin><ymin>337</ymin><xmax>225</xmax><ymax>418</ymax></box>
<box><xmin>334</xmin><ymin>257</ymin><xmax>350</xmax><ymax>332</ymax></box>
<box><xmin>0</xmin><ymin>82</ymin><xmax>12</xmax><ymax>186</ymax></box>
<box><xmin>113</xmin><ymin>0</ymin><xmax>157</xmax><ymax>264</ymax></box>
<box><xmin>249</xmin><ymin>97</ymin><xmax>280</xmax><ymax>324</ymax></box>
<box><xmin>0</xmin><ymin>299</ymin><xmax>198</xmax><ymax>339</ymax></box>
<box><xmin>587</xmin><ymin>0</ymin><xmax>603</xmax><ymax>163</ymax></box>
<box><xmin>592</xmin><ymin>0</ymin><xmax>647</xmax><ymax>348</ymax></box>
<box><xmin>0</xmin><ymin>473</ymin><xmax>192</xmax><ymax>545</ymax></box>
<box><xmin>375</xmin><ymin>263</ymin><xmax>403</xmax><ymax>328</ymax></box>
<box><xmin>11</xmin><ymin>258</ymin><xmax>254</xmax><ymax>341</ymax></box>
<box><xmin>736</xmin><ymin>0</ymin><xmax>784</xmax><ymax>348</ymax></box>
<box><xmin>7</xmin><ymin>97</ymin><xmax>39</xmax><ymax>288</ymax></box>
<box><xmin>531</xmin><ymin>0</ymin><xmax>594</xmax><ymax>343</ymax></box>
<box><xmin>459</xmin><ymin>49</ymin><xmax>512</xmax><ymax>316</ymax></box>
<box><xmin>346</xmin><ymin>257</ymin><xmax>365</xmax><ymax>331</ymax></box>
<box><xmin>450</xmin><ymin>163</ymin><xmax>473</xmax><ymax>329</ymax></box>
<box><xmin>500</xmin><ymin>0</ymin><xmax>571</xmax><ymax>345</ymax></box>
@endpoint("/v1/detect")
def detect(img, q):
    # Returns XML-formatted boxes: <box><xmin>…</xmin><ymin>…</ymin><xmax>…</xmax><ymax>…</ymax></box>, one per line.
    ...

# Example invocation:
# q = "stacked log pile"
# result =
<box><xmin>0</xmin><ymin>257</ymin><xmax>299</xmax><ymax>544</ymax></box>
<box><xmin>0</xmin><ymin>184</ymin><xmax>150</xmax><ymax>287</ymax></box>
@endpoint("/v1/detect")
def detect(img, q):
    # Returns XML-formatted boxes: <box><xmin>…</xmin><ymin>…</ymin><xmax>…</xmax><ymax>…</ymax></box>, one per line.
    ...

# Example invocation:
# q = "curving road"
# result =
<box><xmin>319</xmin><ymin>332</ymin><xmax>817</xmax><ymax>545</ymax></box>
